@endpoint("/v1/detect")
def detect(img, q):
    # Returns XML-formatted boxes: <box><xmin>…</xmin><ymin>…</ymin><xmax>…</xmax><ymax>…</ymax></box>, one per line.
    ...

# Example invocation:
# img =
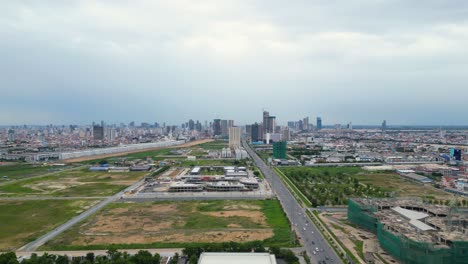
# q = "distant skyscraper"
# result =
<box><xmin>251</xmin><ymin>123</ymin><xmax>259</xmax><ymax>142</ymax></box>
<box><xmin>229</xmin><ymin>127</ymin><xmax>241</xmax><ymax>148</ymax></box>
<box><xmin>7</xmin><ymin>129</ymin><xmax>15</xmax><ymax>142</ymax></box>
<box><xmin>220</xmin><ymin>120</ymin><xmax>228</xmax><ymax>137</ymax></box>
<box><xmin>263</xmin><ymin>111</ymin><xmax>269</xmax><ymax>131</ymax></box>
<box><xmin>188</xmin><ymin>119</ymin><xmax>195</xmax><ymax>130</ymax></box>
<box><xmin>213</xmin><ymin>119</ymin><xmax>221</xmax><ymax>136</ymax></box>
<box><xmin>282</xmin><ymin>127</ymin><xmax>290</xmax><ymax>141</ymax></box>
<box><xmin>316</xmin><ymin>117</ymin><xmax>322</xmax><ymax>130</ymax></box>
<box><xmin>287</xmin><ymin>121</ymin><xmax>295</xmax><ymax>129</ymax></box>
<box><xmin>303</xmin><ymin>117</ymin><xmax>309</xmax><ymax>131</ymax></box>
<box><xmin>93</xmin><ymin>124</ymin><xmax>104</xmax><ymax>140</ymax></box>
<box><xmin>245</xmin><ymin>125</ymin><xmax>252</xmax><ymax>136</ymax></box>
<box><xmin>382</xmin><ymin>120</ymin><xmax>387</xmax><ymax>131</ymax></box>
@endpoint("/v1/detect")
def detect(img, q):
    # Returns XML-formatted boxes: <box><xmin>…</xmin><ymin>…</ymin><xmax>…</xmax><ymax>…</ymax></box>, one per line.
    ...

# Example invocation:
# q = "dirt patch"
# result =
<box><xmin>223</xmin><ymin>204</ymin><xmax>262</xmax><ymax>210</ymax></box>
<box><xmin>202</xmin><ymin>211</ymin><xmax>267</xmax><ymax>226</ymax></box>
<box><xmin>74</xmin><ymin>229</ymin><xmax>274</xmax><ymax>245</ymax></box>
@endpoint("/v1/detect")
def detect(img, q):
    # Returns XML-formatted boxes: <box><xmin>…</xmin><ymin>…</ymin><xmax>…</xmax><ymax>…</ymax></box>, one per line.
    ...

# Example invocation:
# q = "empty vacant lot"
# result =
<box><xmin>43</xmin><ymin>199</ymin><xmax>292</xmax><ymax>250</ymax></box>
<box><xmin>0</xmin><ymin>199</ymin><xmax>99</xmax><ymax>251</ymax></box>
<box><xmin>0</xmin><ymin>167</ymin><xmax>148</xmax><ymax>197</ymax></box>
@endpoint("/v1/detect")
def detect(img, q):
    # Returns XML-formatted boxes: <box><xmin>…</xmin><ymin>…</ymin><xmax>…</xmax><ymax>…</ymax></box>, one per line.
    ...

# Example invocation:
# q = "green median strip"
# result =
<box><xmin>274</xmin><ymin>167</ymin><xmax>312</xmax><ymax>208</ymax></box>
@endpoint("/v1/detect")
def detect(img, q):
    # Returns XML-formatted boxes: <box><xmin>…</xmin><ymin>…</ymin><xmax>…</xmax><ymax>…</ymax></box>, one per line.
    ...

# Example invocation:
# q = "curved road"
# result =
<box><xmin>243</xmin><ymin>140</ymin><xmax>342</xmax><ymax>264</ymax></box>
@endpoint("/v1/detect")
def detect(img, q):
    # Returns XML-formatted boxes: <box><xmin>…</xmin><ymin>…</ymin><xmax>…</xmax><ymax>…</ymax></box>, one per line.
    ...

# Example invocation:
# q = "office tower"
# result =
<box><xmin>213</xmin><ymin>119</ymin><xmax>222</xmax><ymax>136</ymax></box>
<box><xmin>188</xmin><ymin>119</ymin><xmax>195</xmax><ymax>130</ymax></box>
<box><xmin>263</xmin><ymin>111</ymin><xmax>269</xmax><ymax>131</ymax></box>
<box><xmin>251</xmin><ymin>123</ymin><xmax>259</xmax><ymax>142</ymax></box>
<box><xmin>287</xmin><ymin>121</ymin><xmax>295</xmax><ymax>129</ymax></box>
<box><xmin>245</xmin><ymin>125</ymin><xmax>252</xmax><ymax>136</ymax></box>
<box><xmin>227</xmin><ymin>120</ymin><xmax>234</xmax><ymax>128</ymax></box>
<box><xmin>316</xmin><ymin>117</ymin><xmax>322</xmax><ymax>130</ymax></box>
<box><xmin>282</xmin><ymin>127</ymin><xmax>290</xmax><ymax>141</ymax></box>
<box><xmin>382</xmin><ymin>120</ymin><xmax>387</xmax><ymax>131</ymax></box>
<box><xmin>7</xmin><ymin>129</ymin><xmax>15</xmax><ymax>142</ymax></box>
<box><xmin>229</xmin><ymin>127</ymin><xmax>241</xmax><ymax>148</ymax></box>
<box><xmin>273</xmin><ymin>141</ymin><xmax>287</xmax><ymax>159</ymax></box>
<box><xmin>348</xmin><ymin>122</ymin><xmax>353</xmax><ymax>130</ymax></box>
<box><xmin>298</xmin><ymin>120</ymin><xmax>303</xmax><ymax>131</ymax></box>
<box><xmin>220</xmin><ymin>120</ymin><xmax>228</xmax><ymax>137</ymax></box>
<box><xmin>303</xmin><ymin>117</ymin><xmax>309</xmax><ymax>131</ymax></box>
<box><xmin>196</xmin><ymin>120</ymin><xmax>202</xmax><ymax>131</ymax></box>
<box><xmin>258</xmin><ymin>124</ymin><xmax>264</xmax><ymax>141</ymax></box>
<box><xmin>262</xmin><ymin>111</ymin><xmax>275</xmax><ymax>134</ymax></box>
<box><xmin>93</xmin><ymin>124</ymin><xmax>104</xmax><ymax>140</ymax></box>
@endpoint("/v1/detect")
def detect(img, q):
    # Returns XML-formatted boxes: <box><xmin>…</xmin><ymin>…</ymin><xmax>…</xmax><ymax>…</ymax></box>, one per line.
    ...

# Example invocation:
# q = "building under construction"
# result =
<box><xmin>348</xmin><ymin>198</ymin><xmax>468</xmax><ymax>264</ymax></box>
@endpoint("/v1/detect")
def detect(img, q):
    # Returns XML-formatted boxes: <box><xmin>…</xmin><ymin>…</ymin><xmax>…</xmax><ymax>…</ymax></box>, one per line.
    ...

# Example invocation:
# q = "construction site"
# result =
<box><xmin>123</xmin><ymin>166</ymin><xmax>273</xmax><ymax>200</ymax></box>
<box><xmin>348</xmin><ymin>198</ymin><xmax>468</xmax><ymax>264</ymax></box>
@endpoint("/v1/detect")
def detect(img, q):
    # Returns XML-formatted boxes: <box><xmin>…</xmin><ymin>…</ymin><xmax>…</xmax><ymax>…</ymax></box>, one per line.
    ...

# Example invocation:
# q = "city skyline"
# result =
<box><xmin>2</xmin><ymin>1</ymin><xmax>468</xmax><ymax>125</ymax></box>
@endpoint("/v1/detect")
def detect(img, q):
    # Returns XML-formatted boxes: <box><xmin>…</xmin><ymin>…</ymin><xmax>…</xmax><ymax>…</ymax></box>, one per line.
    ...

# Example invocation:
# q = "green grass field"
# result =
<box><xmin>0</xmin><ymin>167</ymin><xmax>148</xmax><ymax>197</ymax></box>
<box><xmin>196</xmin><ymin>141</ymin><xmax>228</xmax><ymax>150</ymax></box>
<box><xmin>0</xmin><ymin>164</ymin><xmax>58</xmax><ymax>181</ymax></box>
<box><xmin>0</xmin><ymin>199</ymin><xmax>98</xmax><ymax>251</ymax></box>
<box><xmin>280</xmin><ymin>167</ymin><xmax>457</xmax><ymax>206</ymax></box>
<box><xmin>41</xmin><ymin>199</ymin><xmax>294</xmax><ymax>250</ymax></box>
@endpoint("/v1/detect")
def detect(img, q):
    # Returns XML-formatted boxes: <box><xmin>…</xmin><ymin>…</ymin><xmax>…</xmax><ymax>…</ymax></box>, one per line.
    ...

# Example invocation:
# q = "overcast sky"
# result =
<box><xmin>1</xmin><ymin>0</ymin><xmax>468</xmax><ymax>126</ymax></box>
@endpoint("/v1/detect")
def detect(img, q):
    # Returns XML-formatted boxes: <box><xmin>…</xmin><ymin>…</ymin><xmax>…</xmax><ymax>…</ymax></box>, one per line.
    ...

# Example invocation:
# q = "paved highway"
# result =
<box><xmin>18</xmin><ymin>179</ymin><xmax>146</xmax><ymax>252</ymax></box>
<box><xmin>243</xmin><ymin>140</ymin><xmax>343</xmax><ymax>264</ymax></box>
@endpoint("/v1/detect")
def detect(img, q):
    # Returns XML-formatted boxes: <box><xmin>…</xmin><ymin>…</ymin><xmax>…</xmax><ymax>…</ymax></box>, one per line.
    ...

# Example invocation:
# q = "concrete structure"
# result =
<box><xmin>316</xmin><ymin>117</ymin><xmax>322</xmax><ymax>130</ymax></box>
<box><xmin>263</xmin><ymin>111</ymin><xmax>275</xmax><ymax>134</ymax></box>
<box><xmin>198</xmin><ymin>252</ymin><xmax>277</xmax><ymax>264</ymax></box>
<box><xmin>229</xmin><ymin>126</ymin><xmax>241</xmax><ymax>148</ymax></box>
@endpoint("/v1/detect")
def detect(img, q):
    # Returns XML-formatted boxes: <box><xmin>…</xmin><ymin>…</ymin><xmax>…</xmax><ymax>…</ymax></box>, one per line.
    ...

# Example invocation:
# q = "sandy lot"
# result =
<box><xmin>50</xmin><ymin>201</ymin><xmax>275</xmax><ymax>246</ymax></box>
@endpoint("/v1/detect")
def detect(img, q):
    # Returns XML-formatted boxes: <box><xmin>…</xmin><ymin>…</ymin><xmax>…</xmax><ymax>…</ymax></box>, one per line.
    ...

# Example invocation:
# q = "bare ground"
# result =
<box><xmin>58</xmin><ymin>202</ymin><xmax>274</xmax><ymax>246</ymax></box>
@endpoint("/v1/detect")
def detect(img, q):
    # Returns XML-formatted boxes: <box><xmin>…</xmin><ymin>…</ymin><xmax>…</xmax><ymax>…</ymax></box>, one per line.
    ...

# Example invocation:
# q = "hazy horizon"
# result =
<box><xmin>2</xmin><ymin>1</ymin><xmax>468</xmax><ymax>126</ymax></box>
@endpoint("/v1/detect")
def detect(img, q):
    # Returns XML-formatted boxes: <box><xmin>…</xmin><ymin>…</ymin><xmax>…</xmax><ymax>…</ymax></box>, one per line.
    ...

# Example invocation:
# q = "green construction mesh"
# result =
<box><xmin>347</xmin><ymin>199</ymin><xmax>378</xmax><ymax>233</ymax></box>
<box><xmin>348</xmin><ymin>199</ymin><xmax>468</xmax><ymax>264</ymax></box>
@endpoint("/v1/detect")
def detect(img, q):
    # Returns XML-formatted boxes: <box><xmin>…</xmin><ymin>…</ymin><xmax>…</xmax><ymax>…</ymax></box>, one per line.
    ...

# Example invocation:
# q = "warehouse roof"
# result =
<box><xmin>198</xmin><ymin>253</ymin><xmax>277</xmax><ymax>264</ymax></box>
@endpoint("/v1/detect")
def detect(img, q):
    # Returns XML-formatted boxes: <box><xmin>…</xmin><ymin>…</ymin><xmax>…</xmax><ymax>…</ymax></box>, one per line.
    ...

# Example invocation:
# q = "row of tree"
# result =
<box><xmin>0</xmin><ymin>250</ymin><xmax>161</xmax><ymax>264</ymax></box>
<box><xmin>0</xmin><ymin>242</ymin><xmax>300</xmax><ymax>264</ymax></box>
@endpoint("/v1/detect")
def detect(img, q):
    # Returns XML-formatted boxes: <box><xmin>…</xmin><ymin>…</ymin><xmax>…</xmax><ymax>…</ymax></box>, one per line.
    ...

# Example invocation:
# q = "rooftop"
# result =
<box><xmin>198</xmin><ymin>252</ymin><xmax>277</xmax><ymax>264</ymax></box>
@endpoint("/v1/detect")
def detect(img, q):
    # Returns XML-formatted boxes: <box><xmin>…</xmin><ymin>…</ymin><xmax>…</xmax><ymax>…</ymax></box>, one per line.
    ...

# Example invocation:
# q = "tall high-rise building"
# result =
<box><xmin>7</xmin><ymin>129</ymin><xmax>15</xmax><ymax>142</ymax></box>
<box><xmin>229</xmin><ymin>127</ymin><xmax>241</xmax><ymax>148</ymax></box>
<box><xmin>220</xmin><ymin>120</ymin><xmax>228</xmax><ymax>137</ymax></box>
<box><xmin>282</xmin><ymin>127</ymin><xmax>290</xmax><ymax>141</ymax></box>
<box><xmin>213</xmin><ymin>119</ymin><xmax>221</xmax><ymax>136</ymax></box>
<box><xmin>287</xmin><ymin>121</ymin><xmax>295</xmax><ymax>129</ymax></box>
<box><xmin>245</xmin><ymin>125</ymin><xmax>252</xmax><ymax>136</ymax></box>
<box><xmin>382</xmin><ymin>120</ymin><xmax>387</xmax><ymax>131</ymax></box>
<box><xmin>251</xmin><ymin>123</ymin><xmax>259</xmax><ymax>142</ymax></box>
<box><xmin>263</xmin><ymin>111</ymin><xmax>269</xmax><ymax>130</ymax></box>
<box><xmin>316</xmin><ymin>117</ymin><xmax>322</xmax><ymax>130</ymax></box>
<box><xmin>93</xmin><ymin>124</ymin><xmax>104</xmax><ymax>140</ymax></box>
<box><xmin>262</xmin><ymin>111</ymin><xmax>275</xmax><ymax>134</ymax></box>
<box><xmin>188</xmin><ymin>119</ymin><xmax>195</xmax><ymax>130</ymax></box>
<box><xmin>303</xmin><ymin>117</ymin><xmax>309</xmax><ymax>131</ymax></box>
